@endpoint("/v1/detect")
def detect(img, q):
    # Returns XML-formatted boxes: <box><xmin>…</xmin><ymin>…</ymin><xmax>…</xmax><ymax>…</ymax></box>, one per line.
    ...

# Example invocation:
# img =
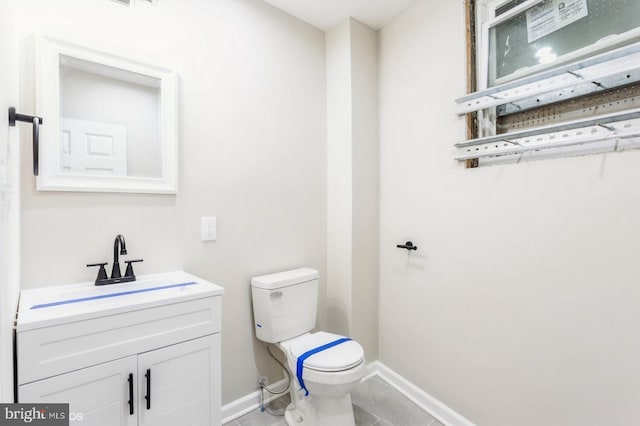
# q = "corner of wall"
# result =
<box><xmin>325</xmin><ymin>17</ymin><xmax>380</xmax><ymax>360</ymax></box>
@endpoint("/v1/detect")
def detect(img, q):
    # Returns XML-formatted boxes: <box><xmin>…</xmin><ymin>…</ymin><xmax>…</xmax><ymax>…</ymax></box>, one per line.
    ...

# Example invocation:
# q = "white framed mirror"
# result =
<box><xmin>35</xmin><ymin>35</ymin><xmax>178</xmax><ymax>194</ymax></box>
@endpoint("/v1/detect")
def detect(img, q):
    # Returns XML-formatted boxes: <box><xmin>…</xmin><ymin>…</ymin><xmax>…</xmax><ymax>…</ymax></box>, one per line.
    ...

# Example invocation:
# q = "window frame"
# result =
<box><xmin>477</xmin><ymin>0</ymin><xmax>640</xmax><ymax>90</ymax></box>
<box><xmin>457</xmin><ymin>0</ymin><xmax>640</xmax><ymax>167</ymax></box>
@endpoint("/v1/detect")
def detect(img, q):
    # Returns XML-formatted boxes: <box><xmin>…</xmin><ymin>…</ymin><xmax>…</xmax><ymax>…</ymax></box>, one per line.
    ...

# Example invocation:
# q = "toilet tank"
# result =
<box><xmin>251</xmin><ymin>268</ymin><xmax>319</xmax><ymax>343</ymax></box>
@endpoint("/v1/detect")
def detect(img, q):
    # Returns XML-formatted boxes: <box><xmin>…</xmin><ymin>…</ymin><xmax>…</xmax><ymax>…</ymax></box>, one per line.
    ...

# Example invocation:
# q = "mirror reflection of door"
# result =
<box><xmin>60</xmin><ymin>118</ymin><xmax>127</xmax><ymax>176</ymax></box>
<box><xmin>59</xmin><ymin>55</ymin><xmax>161</xmax><ymax>178</ymax></box>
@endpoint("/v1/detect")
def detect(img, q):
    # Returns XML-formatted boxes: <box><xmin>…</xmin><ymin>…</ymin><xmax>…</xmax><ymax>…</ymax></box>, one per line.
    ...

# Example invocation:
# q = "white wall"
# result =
<box><xmin>13</xmin><ymin>0</ymin><xmax>326</xmax><ymax>404</ymax></box>
<box><xmin>349</xmin><ymin>19</ymin><xmax>379</xmax><ymax>361</ymax></box>
<box><xmin>326</xmin><ymin>19</ymin><xmax>353</xmax><ymax>337</ymax></box>
<box><xmin>0</xmin><ymin>0</ymin><xmax>20</xmax><ymax>403</ymax></box>
<box><xmin>325</xmin><ymin>18</ymin><xmax>378</xmax><ymax>359</ymax></box>
<box><xmin>379</xmin><ymin>1</ymin><xmax>640</xmax><ymax>425</ymax></box>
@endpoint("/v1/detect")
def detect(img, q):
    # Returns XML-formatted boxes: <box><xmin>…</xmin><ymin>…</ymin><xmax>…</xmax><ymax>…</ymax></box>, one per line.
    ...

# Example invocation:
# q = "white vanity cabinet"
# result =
<box><xmin>16</xmin><ymin>271</ymin><xmax>224</xmax><ymax>426</ymax></box>
<box><xmin>20</xmin><ymin>355</ymin><xmax>138</xmax><ymax>426</ymax></box>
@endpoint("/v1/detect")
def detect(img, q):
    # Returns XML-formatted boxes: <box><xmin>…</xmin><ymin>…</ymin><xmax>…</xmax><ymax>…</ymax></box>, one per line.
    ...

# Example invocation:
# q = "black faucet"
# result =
<box><xmin>111</xmin><ymin>234</ymin><xmax>128</xmax><ymax>279</ymax></box>
<box><xmin>87</xmin><ymin>235</ymin><xmax>143</xmax><ymax>286</ymax></box>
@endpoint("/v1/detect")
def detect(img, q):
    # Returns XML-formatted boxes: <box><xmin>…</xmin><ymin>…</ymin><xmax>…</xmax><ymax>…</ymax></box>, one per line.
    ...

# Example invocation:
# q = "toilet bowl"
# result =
<box><xmin>280</xmin><ymin>331</ymin><xmax>365</xmax><ymax>426</ymax></box>
<box><xmin>251</xmin><ymin>269</ymin><xmax>366</xmax><ymax>426</ymax></box>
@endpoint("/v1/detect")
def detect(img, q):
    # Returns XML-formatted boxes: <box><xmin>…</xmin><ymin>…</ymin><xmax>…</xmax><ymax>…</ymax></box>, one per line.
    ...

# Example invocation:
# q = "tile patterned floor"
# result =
<box><xmin>226</xmin><ymin>375</ymin><xmax>444</xmax><ymax>426</ymax></box>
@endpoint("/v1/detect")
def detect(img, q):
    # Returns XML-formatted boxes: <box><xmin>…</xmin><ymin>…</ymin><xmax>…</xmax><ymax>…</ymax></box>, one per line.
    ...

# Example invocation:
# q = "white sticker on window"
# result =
<box><xmin>526</xmin><ymin>0</ymin><xmax>588</xmax><ymax>43</ymax></box>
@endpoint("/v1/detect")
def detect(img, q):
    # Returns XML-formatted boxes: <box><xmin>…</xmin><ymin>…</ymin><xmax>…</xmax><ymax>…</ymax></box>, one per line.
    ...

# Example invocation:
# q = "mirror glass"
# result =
<box><xmin>59</xmin><ymin>56</ymin><xmax>162</xmax><ymax>178</ymax></box>
<box><xmin>37</xmin><ymin>36</ymin><xmax>178</xmax><ymax>194</ymax></box>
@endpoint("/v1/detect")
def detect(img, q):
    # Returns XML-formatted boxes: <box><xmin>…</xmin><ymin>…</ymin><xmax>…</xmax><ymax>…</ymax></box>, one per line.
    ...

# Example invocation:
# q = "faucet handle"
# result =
<box><xmin>87</xmin><ymin>262</ymin><xmax>108</xmax><ymax>284</ymax></box>
<box><xmin>124</xmin><ymin>259</ymin><xmax>144</xmax><ymax>279</ymax></box>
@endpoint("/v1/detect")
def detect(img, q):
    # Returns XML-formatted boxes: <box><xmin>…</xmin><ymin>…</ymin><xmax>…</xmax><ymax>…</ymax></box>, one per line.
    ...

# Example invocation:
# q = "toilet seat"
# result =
<box><xmin>287</xmin><ymin>331</ymin><xmax>364</xmax><ymax>372</ymax></box>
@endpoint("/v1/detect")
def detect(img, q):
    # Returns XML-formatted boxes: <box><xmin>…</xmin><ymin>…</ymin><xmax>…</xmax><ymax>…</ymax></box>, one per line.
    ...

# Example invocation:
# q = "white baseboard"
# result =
<box><xmin>221</xmin><ymin>362</ymin><xmax>474</xmax><ymax>426</ymax></box>
<box><xmin>367</xmin><ymin>361</ymin><xmax>475</xmax><ymax>426</ymax></box>
<box><xmin>221</xmin><ymin>378</ymin><xmax>288</xmax><ymax>425</ymax></box>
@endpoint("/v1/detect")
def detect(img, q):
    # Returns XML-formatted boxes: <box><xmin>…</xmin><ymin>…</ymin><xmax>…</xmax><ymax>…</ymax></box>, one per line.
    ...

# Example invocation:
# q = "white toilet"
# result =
<box><xmin>251</xmin><ymin>268</ymin><xmax>366</xmax><ymax>426</ymax></box>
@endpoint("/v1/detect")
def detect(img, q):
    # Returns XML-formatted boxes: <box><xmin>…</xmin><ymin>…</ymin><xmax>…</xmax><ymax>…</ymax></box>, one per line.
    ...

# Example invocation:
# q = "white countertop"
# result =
<box><xmin>17</xmin><ymin>271</ymin><xmax>224</xmax><ymax>331</ymax></box>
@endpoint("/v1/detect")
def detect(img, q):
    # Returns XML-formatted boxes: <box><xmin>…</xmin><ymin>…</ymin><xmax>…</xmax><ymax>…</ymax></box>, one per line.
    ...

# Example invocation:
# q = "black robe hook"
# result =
<box><xmin>396</xmin><ymin>241</ymin><xmax>418</xmax><ymax>251</ymax></box>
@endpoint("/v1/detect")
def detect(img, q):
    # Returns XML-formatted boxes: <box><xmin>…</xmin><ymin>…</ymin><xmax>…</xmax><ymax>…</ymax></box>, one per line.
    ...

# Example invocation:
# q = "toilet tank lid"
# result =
<box><xmin>251</xmin><ymin>268</ymin><xmax>319</xmax><ymax>290</ymax></box>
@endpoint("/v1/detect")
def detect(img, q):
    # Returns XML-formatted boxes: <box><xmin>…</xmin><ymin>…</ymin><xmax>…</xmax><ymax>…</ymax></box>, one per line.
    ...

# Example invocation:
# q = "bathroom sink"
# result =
<box><xmin>17</xmin><ymin>271</ymin><xmax>224</xmax><ymax>331</ymax></box>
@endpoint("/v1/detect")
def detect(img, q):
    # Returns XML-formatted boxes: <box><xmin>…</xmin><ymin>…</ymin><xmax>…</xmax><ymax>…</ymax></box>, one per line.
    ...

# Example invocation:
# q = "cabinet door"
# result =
<box><xmin>19</xmin><ymin>356</ymin><xmax>138</xmax><ymax>426</ymax></box>
<box><xmin>137</xmin><ymin>334</ymin><xmax>220</xmax><ymax>426</ymax></box>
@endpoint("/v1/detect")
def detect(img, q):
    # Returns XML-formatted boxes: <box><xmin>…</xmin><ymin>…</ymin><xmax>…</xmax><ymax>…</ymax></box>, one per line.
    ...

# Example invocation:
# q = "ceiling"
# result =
<box><xmin>263</xmin><ymin>0</ymin><xmax>419</xmax><ymax>31</ymax></box>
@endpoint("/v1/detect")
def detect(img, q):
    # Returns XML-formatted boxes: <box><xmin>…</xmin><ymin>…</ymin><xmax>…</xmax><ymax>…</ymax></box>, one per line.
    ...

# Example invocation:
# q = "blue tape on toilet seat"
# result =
<box><xmin>296</xmin><ymin>337</ymin><xmax>352</xmax><ymax>397</ymax></box>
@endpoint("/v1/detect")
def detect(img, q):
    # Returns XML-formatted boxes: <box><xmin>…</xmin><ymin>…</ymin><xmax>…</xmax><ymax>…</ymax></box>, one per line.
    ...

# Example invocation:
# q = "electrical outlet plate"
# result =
<box><xmin>201</xmin><ymin>217</ymin><xmax>216</xmax><ymax>242</ymax></box>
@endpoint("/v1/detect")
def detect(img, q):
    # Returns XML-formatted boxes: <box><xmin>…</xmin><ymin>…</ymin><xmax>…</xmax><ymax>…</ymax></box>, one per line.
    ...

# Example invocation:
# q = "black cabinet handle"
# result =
<box><xmin>145</xmin><ymin>369</ymin><xmax>151</xmax><ymax>410</ymax></box>
<box><xmin>127</xmin><ymin>373</ymin><xmax>134</xmax><ymax>415</ymax></box>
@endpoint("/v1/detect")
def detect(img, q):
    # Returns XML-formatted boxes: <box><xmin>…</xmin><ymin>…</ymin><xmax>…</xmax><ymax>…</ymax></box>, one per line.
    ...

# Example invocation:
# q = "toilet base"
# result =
<box><xmin>284</xmin><ymin>389</ymin><xmax>355</xmax><ymax>426</ymax></box>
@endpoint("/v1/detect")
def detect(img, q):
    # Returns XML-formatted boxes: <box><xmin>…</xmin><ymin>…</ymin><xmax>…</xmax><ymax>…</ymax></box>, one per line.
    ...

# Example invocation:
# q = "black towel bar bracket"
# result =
<box><xmin>8</xmin><ymin>107</ymin><xmax>43</xmax><ymax>176</ymax></box>
<box><xmin>396</xmin><ymin>241</ymin><xmax>418</xmax><ymax>251</ymax></box>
